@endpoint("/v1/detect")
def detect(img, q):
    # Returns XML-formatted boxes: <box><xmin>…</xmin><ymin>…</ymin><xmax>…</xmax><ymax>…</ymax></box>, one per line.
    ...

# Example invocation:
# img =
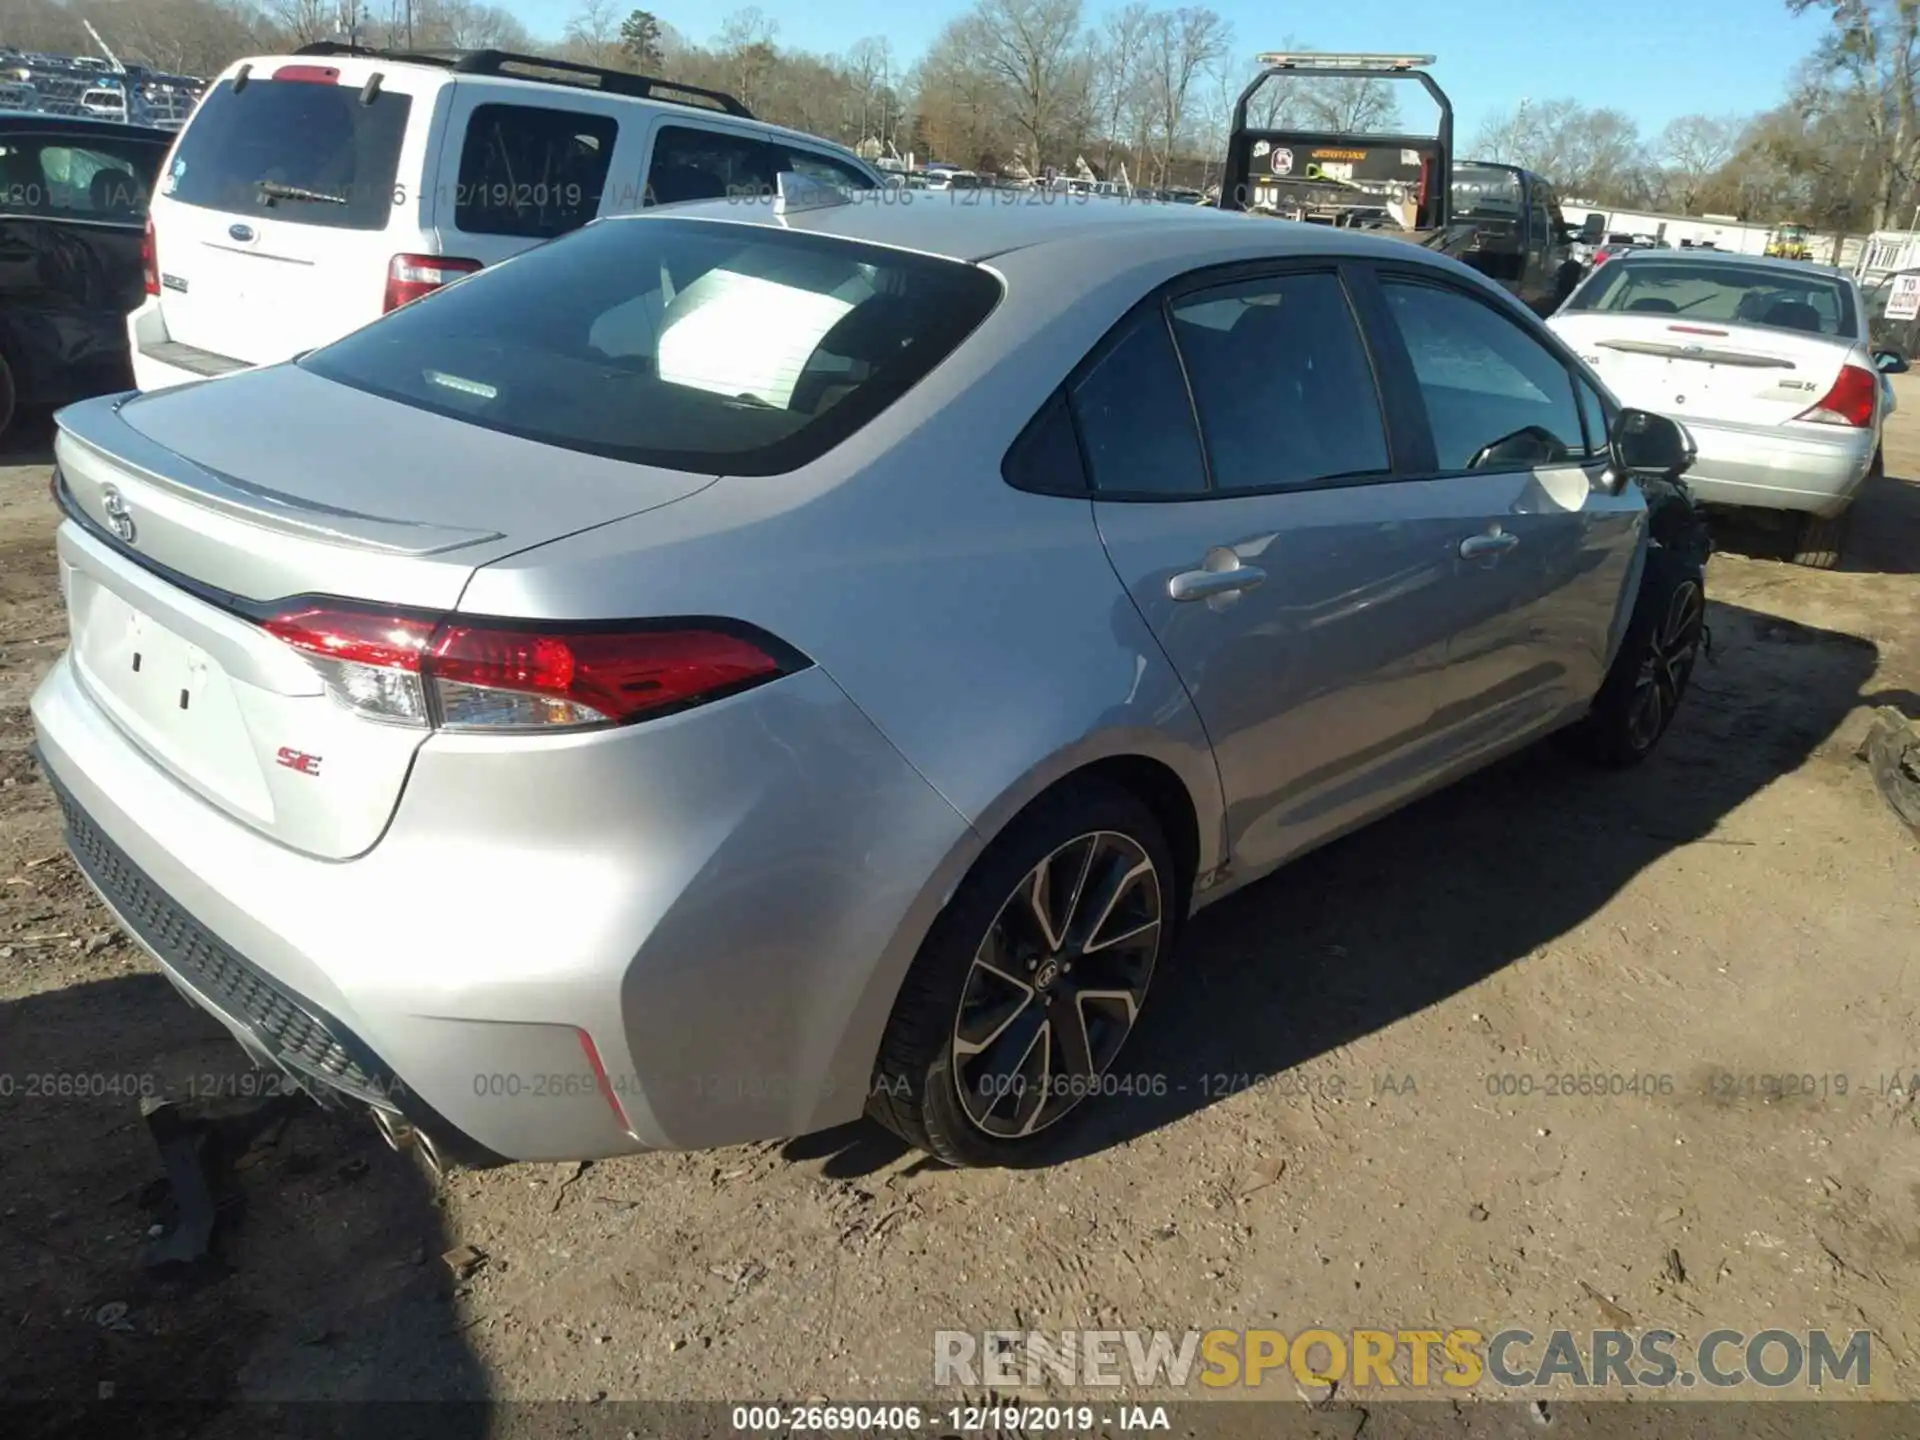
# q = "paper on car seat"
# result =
<box><xmin>656</xmin><ymin>270</ymin><xmax>855</xmax><ymax>410</ymax></box>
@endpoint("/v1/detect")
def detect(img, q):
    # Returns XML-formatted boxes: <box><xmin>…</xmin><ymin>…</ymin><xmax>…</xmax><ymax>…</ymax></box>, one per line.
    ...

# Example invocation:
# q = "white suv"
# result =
<box><xmin>129</xmin><ymin>44</ymin><xmax>883</xmax><ymax>391</ymax></box>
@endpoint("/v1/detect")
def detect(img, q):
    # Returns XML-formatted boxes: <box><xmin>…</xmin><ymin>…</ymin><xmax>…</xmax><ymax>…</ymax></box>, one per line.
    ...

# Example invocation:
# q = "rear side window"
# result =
<box><xmin>1169</xmin><ymin>273</ymin><xmax>1390</xmax><ymax>492</ymax></box>
<box><xmin>1067</xmin><ymin>307</ymin><xmax>1208</xmax><ymax>497</ymax></box>
<box><xmin>647</xmin><ymin>125</ymin><xmax>778</xmax><ymax>204</ymax></box>
<box><xmin>161</xmin><ymin>76</ymin><xmax>412</xmax><ymax>231</ymax></box>
<box><xmin>455</xmin><ymin>104</ymin><xmax>616</xmax><ymax>239</ymax></box>
<box><xmin>299</xmin><ymin>216</ymin><xmax>1002</xmax><ymax>476</ymax></box>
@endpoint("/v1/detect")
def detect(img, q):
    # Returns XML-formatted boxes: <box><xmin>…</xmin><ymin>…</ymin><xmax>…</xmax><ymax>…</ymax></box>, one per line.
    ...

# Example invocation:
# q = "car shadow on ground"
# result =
<box><xmin>1708</xmin><ymin>465</ymin><xmax>1920</xmax><ymax>576</ymax></box>
<box><xmin>788</xmin><ymin>598</ymin><xmax>1903</xmax><ymax>1176</ymax></box>
<box><xmin>0</xmin><ymin>970</ymin><xmax>494</xmax><ymax>1434</ymax></box>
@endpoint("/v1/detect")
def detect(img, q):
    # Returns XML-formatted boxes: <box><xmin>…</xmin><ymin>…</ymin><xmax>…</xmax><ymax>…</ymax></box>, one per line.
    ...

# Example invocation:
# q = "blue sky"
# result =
<box><xmin>511</xmin><ymin>0</ymin><xmax>1833</xmax><ymax>146</ymax></box>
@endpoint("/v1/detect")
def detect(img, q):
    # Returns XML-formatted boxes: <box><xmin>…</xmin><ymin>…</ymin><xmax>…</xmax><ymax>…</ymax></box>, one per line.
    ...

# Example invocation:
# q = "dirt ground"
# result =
<box><xmin>3</xmin><ymin>378</ymin><xmax>1919</xmax><ymax>1432</ymax></box>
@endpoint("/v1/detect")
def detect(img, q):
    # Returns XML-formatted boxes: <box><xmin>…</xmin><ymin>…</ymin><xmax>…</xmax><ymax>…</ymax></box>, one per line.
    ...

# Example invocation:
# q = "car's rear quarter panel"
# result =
<box><xmin>455</xmin><ymin>229</ymin><xmax>1283</xmax><ymax>1131</ymax></box>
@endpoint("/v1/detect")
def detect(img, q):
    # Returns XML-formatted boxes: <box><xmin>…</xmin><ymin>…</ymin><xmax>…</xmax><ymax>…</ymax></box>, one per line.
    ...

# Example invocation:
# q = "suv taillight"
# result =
<box><xmin>1795</xmin><ymin>364</ymin><xmax>1879</xmax><ymax>428</ymax></box>
<box><xmin>260</xmin><ymin>605</ymin><xmax>803</xmax><ymax>732</ymax></box>
<box><xmin>384</xmin><ymin>254</ymin><xmax>482</xmax><ymax>312</ymax></box>
<box><xmin>141</xmin><ymin>217</ymin><xmax>158</xmax><ymax>296</ymax></box>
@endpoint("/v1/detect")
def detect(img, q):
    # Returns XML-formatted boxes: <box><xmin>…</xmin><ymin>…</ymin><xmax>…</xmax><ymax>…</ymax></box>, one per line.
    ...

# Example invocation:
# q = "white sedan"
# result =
<box><xmin>1549</xmin><ymin>250</ymin><xmax>1907</xmax><ymax>567</ymax></box>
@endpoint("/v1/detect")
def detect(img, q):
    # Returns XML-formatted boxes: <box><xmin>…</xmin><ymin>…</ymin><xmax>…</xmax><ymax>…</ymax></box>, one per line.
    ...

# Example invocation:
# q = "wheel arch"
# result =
<box><xmin>802</xmin><ymin>741</ymin><xmax>1221</xmax><ymax>1138</ymax></box>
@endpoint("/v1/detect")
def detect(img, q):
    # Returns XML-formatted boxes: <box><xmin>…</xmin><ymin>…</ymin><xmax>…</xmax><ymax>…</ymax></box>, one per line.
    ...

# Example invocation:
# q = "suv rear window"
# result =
<box><xmin>455</xmin><ymin>103</ymin><xmax>616</xmax><ymax>239</ymax></box>
<box><xmin>299</xmin><ymin>215</ymin><xmax>1002</xmax><ymax>475</ymax></box>
<box><xmin>161</xmin><ymin>76</ymin><xmax>412</xmax><ymax>231</ymax></box>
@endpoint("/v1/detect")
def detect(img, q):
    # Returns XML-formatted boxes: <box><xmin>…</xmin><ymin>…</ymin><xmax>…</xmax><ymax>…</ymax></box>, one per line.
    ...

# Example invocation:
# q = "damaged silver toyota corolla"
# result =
<box><xmin>34</xmin><ymin>178</ymin><xmax>1709</xmax><ymax>1170</ymax></box>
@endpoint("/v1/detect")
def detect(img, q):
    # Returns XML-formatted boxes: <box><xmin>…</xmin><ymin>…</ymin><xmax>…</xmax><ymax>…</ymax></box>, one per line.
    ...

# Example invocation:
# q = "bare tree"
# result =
<box><xmin>1146</xmin><ymin>6</ymin><xmax>1230</xmax><ymax>184</ymax></box>
<box><xmin>1788</xmin><ymin>0</ymin><xmax>1920</xmax><ymax>227</ymax></box>
<box><xmin>1295</xmin><ymin>76</ymin><xmax>1402</xmax><ymax>134</ymax></box>
<box><xmin>845</xmin><ymin>35</ymin><xmax>892</xmax><ymax>147</ymax></box>
<box><xmin>963</xmin><ymin>0</ymin><xmax>1084</xmax><ymax>175</ymax></box>
<box><xmin>716</xmin><ymin>7</ymin><xmax>781</xmax><ymax>111</ymax></box>
<box><xmin>1660</xmin><ymin>113</ymin><xmax>1738</xmax><ymax>210</ymax></box>
<box><xmin>1092</xmin><ymin>2</ymin><xmax>1151</xmax><ymax>177</ymax></box>
<box><xmin>267</xmin><ymin>0</ymin><xmax>338</xmax><ymax>47</ymax></box>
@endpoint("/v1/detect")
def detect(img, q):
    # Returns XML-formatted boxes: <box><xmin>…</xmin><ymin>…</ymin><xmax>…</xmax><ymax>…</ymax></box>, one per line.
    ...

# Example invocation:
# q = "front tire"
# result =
<box><xmin>868</xmin><ymin>780</ymin><xmax>1175</xmax><ymax>1168</ymax></box>
<box><xmin>1566</xmin><ymin>527</ymin><xmax>1707</xmax><ymax>768</ymax></box>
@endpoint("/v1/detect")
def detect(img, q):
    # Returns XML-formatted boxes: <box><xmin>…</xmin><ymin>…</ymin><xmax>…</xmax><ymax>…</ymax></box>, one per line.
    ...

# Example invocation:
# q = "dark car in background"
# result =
<box><xmin>0</xmin><ymin>113</ymin><xmax>171</xmax><ymax>440</ymax></box>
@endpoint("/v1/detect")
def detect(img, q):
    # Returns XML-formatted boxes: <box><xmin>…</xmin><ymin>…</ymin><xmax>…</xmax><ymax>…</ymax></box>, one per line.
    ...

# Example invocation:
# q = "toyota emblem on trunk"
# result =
<box><xmin>100</xmin><ymin>486</ymin><xmax>135</xmax><ymax>544</ymax></box>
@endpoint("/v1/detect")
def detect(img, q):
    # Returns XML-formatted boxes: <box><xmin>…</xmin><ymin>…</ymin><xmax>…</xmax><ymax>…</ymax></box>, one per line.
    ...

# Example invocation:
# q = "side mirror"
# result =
<box><xmin>1873</xmin><ymin>348</ymin><xmax>1909</xmax><ymax>375</ymax></box>
<box><xmin>1610</xmin><ymin>407</ymin><xmax>1695</xmax><ymax>484</ymax></box>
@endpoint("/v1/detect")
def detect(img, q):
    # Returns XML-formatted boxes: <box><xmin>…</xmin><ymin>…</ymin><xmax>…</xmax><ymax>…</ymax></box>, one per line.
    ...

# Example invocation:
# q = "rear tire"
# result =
<box><xmin>1565</xmin><ymin>526</ymin><xmax>1707</xmax><ymax>768</ymax></box>
<box><xmin>867</xmin><ymin>780</ymin><xmax>1176</xmax><ymax>1168</ymax></box>
<box><xmin>1791</xmin><ymin>506</ymin><xmax>1850</xmax><ymax>570</ymax></box>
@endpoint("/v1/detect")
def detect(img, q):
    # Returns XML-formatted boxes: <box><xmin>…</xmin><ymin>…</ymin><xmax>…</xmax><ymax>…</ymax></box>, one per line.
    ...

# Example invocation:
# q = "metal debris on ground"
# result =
<box><xmin>442</xmin><ymin>1244</ymin><xmax>488</xmax><ymax>1280</ymax></box>
<box><xmin>136</xmin><ymin>1093</ymin><xmax>300</xmax><ymax>1272</ymax></box>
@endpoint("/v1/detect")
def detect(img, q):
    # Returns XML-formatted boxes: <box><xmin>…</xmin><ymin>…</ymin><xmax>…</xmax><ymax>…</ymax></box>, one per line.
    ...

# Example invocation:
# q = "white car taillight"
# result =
<box><xmin>261</xmin><ymin>604</ymin><xmax>800</xmax><ymax>732</ymax></box>
<box><xmin>1794</xmin><ymin>364</ymin><xmax>1879</xmax><ymax>428</ymax></box>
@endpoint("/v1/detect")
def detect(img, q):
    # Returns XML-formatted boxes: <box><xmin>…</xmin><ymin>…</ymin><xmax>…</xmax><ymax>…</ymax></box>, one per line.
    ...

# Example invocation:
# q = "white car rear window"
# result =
<box><xmin>162</xmin><ymin>75</ymin><xmax>411</xmax><ymax>231</ymax></box>
<box><xmin>1564</xmin><ymin>259</ymin><xmax>1859</xmax><ymax>338</ymax></box>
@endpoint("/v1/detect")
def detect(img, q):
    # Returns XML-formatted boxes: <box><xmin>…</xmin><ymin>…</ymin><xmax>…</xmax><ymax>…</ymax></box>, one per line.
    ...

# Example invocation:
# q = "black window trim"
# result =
<box><xmin>1357</xmin><ymin>260</ymin><xmax>1609</xmax><ymax>485</ymax></box>
<box><xmin>1001</xmin><ymin>255</ymin><xmax>1409</xmax><ymax>505</ymax></box>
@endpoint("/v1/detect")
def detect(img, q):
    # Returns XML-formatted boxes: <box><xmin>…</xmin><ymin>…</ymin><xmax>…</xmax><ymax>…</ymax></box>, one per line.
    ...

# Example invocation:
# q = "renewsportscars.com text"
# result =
<box><xmin>934</xmin><ymin>1327</ymin><xmax>1871</xmax><ymax>1390</ymax></box>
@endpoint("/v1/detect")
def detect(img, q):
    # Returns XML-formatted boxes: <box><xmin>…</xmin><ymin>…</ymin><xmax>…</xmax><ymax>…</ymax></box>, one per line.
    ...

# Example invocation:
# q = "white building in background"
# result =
<box><xmin>1559</xmin><ymin>202</ymin><xmax>1867</xmax><ymax>270</ymax></box>
<box><xmin>1561</xmin><ymin>203</ymin><xmax>1775</xmax><ymax>255</ymax></box>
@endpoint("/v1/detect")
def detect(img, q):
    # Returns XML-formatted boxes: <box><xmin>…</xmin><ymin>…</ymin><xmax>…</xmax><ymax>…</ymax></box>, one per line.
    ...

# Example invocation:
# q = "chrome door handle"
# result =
<box><xmin>1169</xmin><ymin>564</ymin><xmax>1267</xmax><ymax>601</ymax></box>
<box><xmin>1459</xmin><ymin>531</ymin><xmax>1520</xmax><ymax>560</ymax></box>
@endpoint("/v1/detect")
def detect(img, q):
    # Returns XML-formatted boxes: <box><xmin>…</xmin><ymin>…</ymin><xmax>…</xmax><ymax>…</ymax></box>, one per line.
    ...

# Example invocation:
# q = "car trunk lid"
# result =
<box><xmin>1553</xmin><ymin>311</ymin><xmax>1854</xmax><ymax>427</ymax></box>
<box><xmin>53</xmin><ymin>369</ymin><xmax>716</xmax><ymax>858</ymax></box>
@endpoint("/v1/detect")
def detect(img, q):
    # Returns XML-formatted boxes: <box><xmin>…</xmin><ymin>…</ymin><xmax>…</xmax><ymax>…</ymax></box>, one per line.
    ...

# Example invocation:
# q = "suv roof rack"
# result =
<box><xmin>290</xmin><ymin>43</ymin><xmax>753</xmax><ymax>117</ymax></box>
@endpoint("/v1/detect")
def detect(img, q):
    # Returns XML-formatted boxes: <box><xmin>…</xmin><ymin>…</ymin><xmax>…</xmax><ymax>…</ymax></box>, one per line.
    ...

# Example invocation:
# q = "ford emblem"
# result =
<box><xmin>228</xmin><ymin>222</ymin><xmax>255</xmax><ymax>242</ymax></box>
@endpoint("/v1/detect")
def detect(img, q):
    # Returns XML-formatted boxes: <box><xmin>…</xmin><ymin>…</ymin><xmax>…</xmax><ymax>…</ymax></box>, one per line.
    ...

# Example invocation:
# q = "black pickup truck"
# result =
<box><xmin>1216</xmin><ymin>53</ymin><xmax>1590</xmax><ymax>316</ymax></box>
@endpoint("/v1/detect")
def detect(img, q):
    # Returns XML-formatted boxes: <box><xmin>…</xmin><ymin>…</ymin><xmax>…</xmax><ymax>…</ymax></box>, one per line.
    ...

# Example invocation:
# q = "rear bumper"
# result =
<box><xmin>31</xmin><ymin>649</ymin><xmax>977</xmax><ymax>1163</ymax></box>
<box><xmin>127</xmin><ymin>298</ymin><xmax>251</xmax><ymax>392</ymax></box>
<box><xmin>1678</xmin><ymin>415</ymin><xmax>1876</xmax><ymax>518</ymax></box>
<box><xmin>37</xmin><ymin>755</ymin><xmax>507</xmax><ymax>1169</ymax></box>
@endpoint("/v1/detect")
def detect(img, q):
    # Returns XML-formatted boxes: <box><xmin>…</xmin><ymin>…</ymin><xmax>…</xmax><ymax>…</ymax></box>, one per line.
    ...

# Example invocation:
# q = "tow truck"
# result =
<box><xmin>1216</xmin><ymin>52</ymin><xmax>1590</xmax><ymax>315</ymax></box>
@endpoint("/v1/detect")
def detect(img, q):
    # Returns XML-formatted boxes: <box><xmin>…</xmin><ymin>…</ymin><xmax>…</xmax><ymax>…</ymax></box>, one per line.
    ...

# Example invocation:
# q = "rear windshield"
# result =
<box><xmin>299</xmin><ymin>215</ymin><xmax>1004</xmax><ymax>476</ymax></box>
<box><xmin>1564</xmin><ymin>259</ymin><xmax>1859</xmax><ymax>338</ymax></box>
<box><xmin>161</xmin><ymin>76</ymin><xmax>411</xmax><ymax>231</ymax></box>
<box><xmin>1452</xmin><ymin>165</ymin><xmax>1521</xmax><ymax>221</ymax></box>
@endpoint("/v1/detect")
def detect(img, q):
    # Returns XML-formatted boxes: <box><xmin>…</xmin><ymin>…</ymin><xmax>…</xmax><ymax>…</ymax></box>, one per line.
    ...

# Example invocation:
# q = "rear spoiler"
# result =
<box><xmin>1217</xmin><ymin>51</ymin><xmax>1454</xmax><ymax>232</ymax></box>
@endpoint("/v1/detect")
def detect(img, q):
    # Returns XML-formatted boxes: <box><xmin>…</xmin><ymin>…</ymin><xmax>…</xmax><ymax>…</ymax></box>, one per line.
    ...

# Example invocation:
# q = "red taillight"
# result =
<box><xmin>384</xmin><ymin>254</ymin><xmax>482</xmax><ymax>312</ymax></box>
<box><xmin>262</xmin><ymin>608</ymin><xmax>434</xmax><ymax>671</ymax></box>
<box><xmin>1795</xmin><ymin>363</ymin><xmax>1879</xmax><ymax>429</ymax></box>
<box><xmin>260</xmin><ymin>604</ymin><xmax>798</xmax><ymax>731</ymax></box>
<box><xmin>1592</xmin><ymin>249</ymin><xmax>1612</xmax><ymax>266</ymax></box>
<box><xmin>272</xmin><ymin>64</ymin><xmax>341</xmax><ymax>83</ymax></box>
<box><xmin>141</xmin><ymin>216</ymin><xmax>158</xmax><ymax>296</ymax></box>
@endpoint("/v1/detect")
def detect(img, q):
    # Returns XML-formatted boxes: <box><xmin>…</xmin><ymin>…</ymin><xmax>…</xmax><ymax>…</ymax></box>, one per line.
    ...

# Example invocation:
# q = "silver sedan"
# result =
<box><xmin>32</xmin><ymin>182</ymin><xmax>1707</xmax><ymax>1169</ymax></box>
